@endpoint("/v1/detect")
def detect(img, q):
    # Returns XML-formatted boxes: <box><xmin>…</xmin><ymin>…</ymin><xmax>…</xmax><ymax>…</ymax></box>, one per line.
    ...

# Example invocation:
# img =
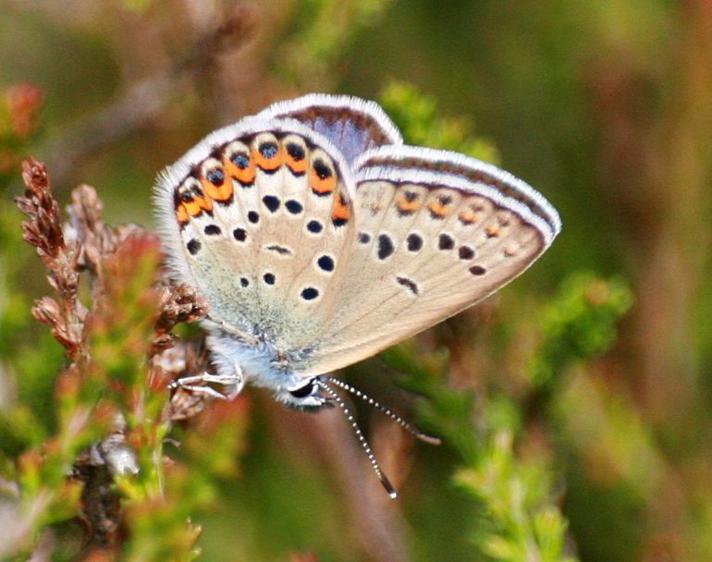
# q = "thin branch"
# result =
<box><xmin>42</xmin><ymin>5</ymin><xmax>258</xmax><ymax>189</ymax></box>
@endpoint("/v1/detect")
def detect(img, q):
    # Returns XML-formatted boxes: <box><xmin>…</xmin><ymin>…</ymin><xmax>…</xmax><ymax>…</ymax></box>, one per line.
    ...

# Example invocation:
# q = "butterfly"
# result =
<box><xmin>154</xmin><ymin>94</ymin><xmax>561</xmax><ymax>497</ymax></box>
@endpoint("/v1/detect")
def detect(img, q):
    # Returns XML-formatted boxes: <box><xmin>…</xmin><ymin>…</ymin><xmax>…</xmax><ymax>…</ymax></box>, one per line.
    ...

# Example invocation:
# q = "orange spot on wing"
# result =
<box><xmin>458</xmin><ymin>209</ymin><xmax>478</xmax><ymax>224</ymax></box>
<box><xmin>428</xmin><ymin>201</ymin><xmax>451</xmax><ymax>219</ymax></box>
<box><xmin>184</xmin><ymin>198</ymin><xmax>203</xmax><ymax>217</ymax></box>
<box><xmin>396</xmin><ymin>194</ymin><xmax>421</xmax><ymax>215</ymax></box>
<box><xmin>286</xmin><ymin>154</ymin><xmax>307</xmax><ymax>174</ymax></box>
<box><xmin>202</xmin><ymin>174</ymin><xmax>233</xmax><ymax>203</ymax></box>
<box><xmin>485</xmin><ymin>224</ymin><xmax>500</xmax><ymax>238</ymax></box>
<box><xmin>309</xmin><ymin>169</ymin><xmax>336</xmax><ymax>196</ymax></box>
<box><xmin>331</xmin><ymin>192</ymin><xmax>351</xmax><ymax>225</ymax></box>
<box><xmin>176</xmin><ymin>204</ymin><xmax>189</xmax><ymax>225</ymax></box>
<box><xmin>225</xmin><ymin>154</ymin><xmax>256</xmax><ymax>185</ymax></box>
<box><xmin>253</xmin><ymin>146</ymin><xmax>283</xmax><ymax>172</ymax></box>
<box><xmin>197</xmin><ymin>193</ymin><xmax>213</xmax><ymax>213</ymax></box>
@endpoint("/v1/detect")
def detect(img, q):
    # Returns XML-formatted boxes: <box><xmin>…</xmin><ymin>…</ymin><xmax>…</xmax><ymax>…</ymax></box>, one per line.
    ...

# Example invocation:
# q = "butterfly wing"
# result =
<box><xmin>257</xmin><ymin>94</ymin><xmax>403</xmax><ymax>166</ymax></box>
<box><xmin>154</xmin><ymin>117</ymin><xmax>358</xmax><ymax>354</ymax></box>
<box><xmin>298</xmin><ymin>145</ymin><xmax>561</xmax><ymax>376</ymax></box>
<box><xmin>155</xmin><ymin>96</ymin><xmax>560</xmax><ymax>383</ymax></box>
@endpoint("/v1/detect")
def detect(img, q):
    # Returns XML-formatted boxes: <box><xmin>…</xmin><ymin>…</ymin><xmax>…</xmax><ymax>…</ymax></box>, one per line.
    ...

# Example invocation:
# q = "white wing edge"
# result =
<box><xmin>353</xmin><ymin>144</ymin><xmax>562</xmax><ymax>246</ymax></box>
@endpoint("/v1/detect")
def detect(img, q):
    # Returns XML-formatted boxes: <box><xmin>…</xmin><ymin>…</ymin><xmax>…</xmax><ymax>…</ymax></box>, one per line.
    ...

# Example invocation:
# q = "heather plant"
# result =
<box><xmin>2</xmin><ymin>158</ymin><xmax>237</xmax><ymax>559</ymax></box>
<box><xmin>1</xmin><ymin>1</ymin><xmax>709</xmax><ymax>561</ymax></box>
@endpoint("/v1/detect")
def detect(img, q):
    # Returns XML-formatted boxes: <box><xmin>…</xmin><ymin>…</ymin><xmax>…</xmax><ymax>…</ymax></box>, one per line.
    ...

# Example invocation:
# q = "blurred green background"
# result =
<box><xmin>1</xmin><ymin>1</ymin><xmax>711</xmax><ymax>561</ymax></box>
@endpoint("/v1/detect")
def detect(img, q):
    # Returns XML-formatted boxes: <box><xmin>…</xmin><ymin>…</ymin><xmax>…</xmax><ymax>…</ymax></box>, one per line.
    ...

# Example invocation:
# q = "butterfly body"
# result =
<box><xmin>155</xmin><ymin>94</ymin><xmax>561</xmax><ymax>410</ymax></box>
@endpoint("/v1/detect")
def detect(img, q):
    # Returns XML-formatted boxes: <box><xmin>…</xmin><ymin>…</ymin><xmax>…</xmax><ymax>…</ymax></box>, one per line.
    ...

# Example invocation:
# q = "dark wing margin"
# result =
<box><xmin>258</xmin><ymin>94</ymin><xmax>403</xmax><ymax>166</ymax></box>
<box><xmin>354</xmin><ymin>144</ymin><xmax>561</xmax><ymax>245</ymax></box>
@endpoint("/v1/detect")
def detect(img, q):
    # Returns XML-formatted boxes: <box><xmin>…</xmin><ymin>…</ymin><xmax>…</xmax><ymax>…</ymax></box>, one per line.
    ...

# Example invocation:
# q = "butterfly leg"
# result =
<box><xmin>170</xmin><ymin>359</ymin><xmax>245</xmax><ymax>401</ymax></box>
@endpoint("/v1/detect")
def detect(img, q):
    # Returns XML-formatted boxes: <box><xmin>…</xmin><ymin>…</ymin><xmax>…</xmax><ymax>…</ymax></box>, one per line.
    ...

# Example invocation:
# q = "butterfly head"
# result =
<box><xmin>279</xmin><ymin>376</ymin><xmax>334</xmax><ymax>411</ymax></box>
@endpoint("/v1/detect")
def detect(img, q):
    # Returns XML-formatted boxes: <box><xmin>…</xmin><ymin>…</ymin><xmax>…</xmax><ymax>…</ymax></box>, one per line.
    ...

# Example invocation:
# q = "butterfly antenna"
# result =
<box><xmin>323</xmin><ymin>376</ymin><xmax>441</xmax><ymax>446</ymax></box>
<box><xmin>317</xmin><ymin>380</ymin><xmax>398</xmax><ymax>500</ymax></box>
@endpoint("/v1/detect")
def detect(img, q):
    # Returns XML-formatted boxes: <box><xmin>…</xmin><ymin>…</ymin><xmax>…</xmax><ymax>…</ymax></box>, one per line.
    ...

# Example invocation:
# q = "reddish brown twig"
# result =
<box><xmin>16</xmin><ymin>158</ymin><xmax>85</xmax><ymax>359</ymax></box>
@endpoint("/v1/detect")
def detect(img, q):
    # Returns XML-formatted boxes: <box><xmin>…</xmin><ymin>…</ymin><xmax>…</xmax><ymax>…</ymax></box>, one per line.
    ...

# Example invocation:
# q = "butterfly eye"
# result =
<box><xmin>289</xmin><ymin>381</ymin><xmax>315</xmax><ymax>399</ymax></box>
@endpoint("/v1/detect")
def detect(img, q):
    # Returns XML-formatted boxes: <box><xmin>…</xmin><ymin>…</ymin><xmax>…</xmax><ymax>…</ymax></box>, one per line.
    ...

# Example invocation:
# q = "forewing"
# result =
<box><xmin>154</xmin><ymin>118</ymin><xmax>357</xmax><ymax>353</ymax></box>
<box><xmin>299</xmin><ymin>145</ymin><xmax>561</xmax><ymax>376</ymax></box>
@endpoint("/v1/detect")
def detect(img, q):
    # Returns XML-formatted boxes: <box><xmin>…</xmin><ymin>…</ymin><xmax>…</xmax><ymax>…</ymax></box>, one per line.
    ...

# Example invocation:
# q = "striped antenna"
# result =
<box><xmin>322</xmin><ymin>376</ymin><xmax>441</xmax><ymax>446</ymax></box>
<box><xmin>317</xmin><ymin>380</ymin><xmax>398</xmax><ymax>499</ymax></box>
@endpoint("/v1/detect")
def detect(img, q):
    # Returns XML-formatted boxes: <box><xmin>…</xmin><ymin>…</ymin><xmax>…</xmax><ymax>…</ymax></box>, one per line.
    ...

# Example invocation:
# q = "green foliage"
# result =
<box><xmin>529</xmin><ymin>272</ymin><xmax>634</xmax><ymax>388</ymax></box>
<box><xmin>0</xmin><ymin>84</ymin><xmax>42</xmax><ymax>190</ymax></box>
<box><xmin>274</xmin><ymin>0</ymin><xmax>395</xmax><ymax>87</ymax></box>
<box><xmin>387</xmin><ymin>272</ymin><xmax>632</xmax><ymax>562</ymax></box>
<box><xmin>380</xmin><ymin>80</ymin><xmax>500</xmax><ymax>164</ymax></box>
<box><xmin>455</xmin><ymin>432</ymin><xmax>574</xmax><ymax>562</ymax></box>
<box><xmin>0</xmin><ymin>91</ymin><xmax>61</xmax><ymax>461</ymax></box>
<box><xmin>375</xmin><ymin>83</ymin><xmax>632</xmax><ymax>561</ymax></box>
<box><xmin>122</xmin><ymin>0</ymin><xmax>152</xmax><ymax>13</ymax></box>
<box><xmin>384</xmin><ymin>342</ymin><xmax>479</xmax><ymax>463</ymax></box>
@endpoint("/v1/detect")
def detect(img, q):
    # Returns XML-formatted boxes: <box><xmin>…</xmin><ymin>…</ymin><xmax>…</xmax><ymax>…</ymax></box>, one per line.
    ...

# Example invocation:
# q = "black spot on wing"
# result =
<box><xmin>285</xmin><ymin>200</ymin><xmax>303</xmax><ymax>214</ymax></box>
<box><xmin>459</xmin><ymin>246</ymin><xmax>475</xmax><ymax>260</ymax></box>
<box><xmin>301</xmin><ymin>287</ymin><xmax>319</xmax><ymax>301</ymax></box>
<box><xmin>313</xmin><ymin>159</ymin><xmax>332</xmax><ymax>179</ymax></box>
<box><xmin>307</xmin><ymin>220</ymin><xmax>323</xmax><ymax>233</ymax></box>
<box><xmin>406</xmin><ymin>233</ymin><xmax>423</xmax><ymax>252</ymax></box>
<box><xmin>377</xmin><ymin>234</ymin><xmax>395</xmax><ymax>260</ymax></box>
<box><xmin>396</xmin><ymin>276</ymin><xmax>419</xmax><ymax>295</ymax></box>
<box><xmin>438</xmin><ymin>233</ymin><xmax>455</xmax><ymax>250</ymax></box>
<box><xmin>259</xmin><ymin>142</ymin><xmax>278</xmax><ymax>158</ymax></box>
<box><xmin>266</xmin><ymin>244</ymin><xmax>292</xmax><ymax>256</ymax></box>
<box><xmin>206</xmin><ymin>169</ymin><xmax>224</xmax><ymax>186</ymax></box>
<box><xmin>231</xmin><ymin>153</ymin><xmax>249</xmax><ymax>169</ymax></box>
<box><xmin>286</xmin><ymin>142</ymin><xmax>305</xmax><ymax>161</ymax></box>
<box><xmin>187</xmin><ymin>239</ymin><xmax>201</xmax><ymax>255</ymax></box>
<box><xmin>262</xmin><ymin>195</ymin><xmax>280</xmax><ymax>213</ymax></box>
<box><xmin>317</xmin><ymin>255</ymin><xmax>334</xmax><ymax>272</ymax></box>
